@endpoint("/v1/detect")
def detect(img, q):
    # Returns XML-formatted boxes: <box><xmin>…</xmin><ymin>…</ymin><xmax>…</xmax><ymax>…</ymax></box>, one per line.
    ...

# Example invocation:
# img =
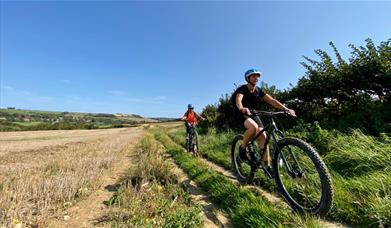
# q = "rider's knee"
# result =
<box><xmin>260</xmin><ymin>131</ymin><xmax>267</xmax><ymax>139</ymax></box>
<box><xmin>246</xmin><ymin>125</ymin><xmax>257</xmax><ymax>134</ymax></box>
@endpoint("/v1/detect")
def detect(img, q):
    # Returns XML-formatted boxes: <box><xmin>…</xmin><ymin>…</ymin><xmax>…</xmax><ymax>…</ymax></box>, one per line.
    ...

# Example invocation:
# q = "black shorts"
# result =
<box><xmin>235</xmin><ymin>110</ymin><xmax>264</xmax><ymax>128</ymax></box>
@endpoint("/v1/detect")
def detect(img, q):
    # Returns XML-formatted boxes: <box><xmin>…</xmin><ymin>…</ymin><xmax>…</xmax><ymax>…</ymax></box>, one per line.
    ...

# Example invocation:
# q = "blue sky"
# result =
<box><xmin>1</xmin><ymin>1</ymin><xmax>390</xmax><ymax>117</ymax></box>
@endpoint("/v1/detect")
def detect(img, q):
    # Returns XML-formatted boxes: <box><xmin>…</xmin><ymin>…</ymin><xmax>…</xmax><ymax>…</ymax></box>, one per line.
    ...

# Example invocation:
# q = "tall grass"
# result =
<box><xmin>168</xmin><ymin>125</ymin><xmax>391</xmax><ymax>227</ymax></box>
<box><xmin>323</xmin><ymin>130</ymin><xmax>391</xmax><ymax>227</ymax></box>
<box><xmin>292</xmin><ymin>124</ymin><xmax>391</xmax><ymax>226</ymax></box>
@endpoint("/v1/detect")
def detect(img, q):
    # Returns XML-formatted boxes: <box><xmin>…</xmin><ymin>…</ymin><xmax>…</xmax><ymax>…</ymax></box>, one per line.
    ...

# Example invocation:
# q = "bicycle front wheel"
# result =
<box><xmin>272</xmin><ymin>137</ymin><xmax>333</xmax><ymax>216</ymax></box>
<box><xmin>186</xmin><ymin>135</ymin><xmax>190</xmax><ymax>152</ymax></box>
<box><xmin>191</xmin><ymin>133</ymin><xmax>199</xmax><ymax>157</ymax></box>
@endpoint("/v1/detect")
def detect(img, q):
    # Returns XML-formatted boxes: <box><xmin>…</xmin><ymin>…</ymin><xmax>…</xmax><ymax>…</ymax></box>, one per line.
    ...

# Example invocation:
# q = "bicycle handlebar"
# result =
<box><xmin>245</xmin><ymin>110</ymin><xmax>290</xmax><ymax>118</ymax></box>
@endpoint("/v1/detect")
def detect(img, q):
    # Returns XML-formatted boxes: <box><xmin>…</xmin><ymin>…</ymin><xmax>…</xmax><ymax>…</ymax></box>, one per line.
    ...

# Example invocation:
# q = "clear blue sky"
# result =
<box><xmin>1</xmin><ymin>1</ymin><xmax>390</xmax><ymax>117</ymax></box>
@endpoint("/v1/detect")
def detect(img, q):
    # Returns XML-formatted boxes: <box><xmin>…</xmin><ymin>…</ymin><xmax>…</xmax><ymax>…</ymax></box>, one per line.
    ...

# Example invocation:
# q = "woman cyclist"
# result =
<box><xmin>181</xmin><ymin>104</ymin><xmax>205</xmax><ymax>141</ymax></box>
<box><xmin>233</xmin><ymin>68</ymin><xmax>296</xmax><ymax>176</ymax></box>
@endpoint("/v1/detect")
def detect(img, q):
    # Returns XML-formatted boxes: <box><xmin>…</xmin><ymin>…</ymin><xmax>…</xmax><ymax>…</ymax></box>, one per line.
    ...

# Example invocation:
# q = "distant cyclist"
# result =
<box><xmin>233</xmin><ymin>68</ymin><xmax>296</xmax><ymax>175</ymax></box>
<box><xmin>181</xmin><ymin>104</ymin><xmax>205</xmax><ymax>140</ymax></box>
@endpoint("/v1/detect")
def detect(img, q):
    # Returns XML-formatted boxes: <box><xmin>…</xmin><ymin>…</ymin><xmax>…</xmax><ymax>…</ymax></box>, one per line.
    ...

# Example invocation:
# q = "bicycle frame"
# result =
<box><xmin>188</xmin><ymin>124</ymin><xmax>197</xmax><ymax>139</ymax></box>
<box><xmin>247</xmin><ymin>111</ymin><xmax>302</xmax><ymax>177</ymax></box>
<box><xmin>247</xmin><ymin>112</ymin><xmax>282</xmax><ymax>157</ymax></box>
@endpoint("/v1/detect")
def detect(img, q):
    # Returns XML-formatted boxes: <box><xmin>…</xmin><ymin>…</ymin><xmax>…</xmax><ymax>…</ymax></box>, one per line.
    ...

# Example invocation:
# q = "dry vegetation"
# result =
<box><xmin>98</xmin><ymin>132</ymin><xmax>204</xmax><ymax>227</ymax></box>
<box><xmin>0</xmin><ymin>127</ymin><xmax>143</xmax><ymax>227</ymax></box>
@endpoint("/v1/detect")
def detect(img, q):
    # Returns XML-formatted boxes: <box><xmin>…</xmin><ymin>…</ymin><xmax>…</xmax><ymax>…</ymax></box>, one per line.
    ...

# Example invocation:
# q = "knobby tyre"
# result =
<box><xmin>231</xmin><ymin>134</ymin><xmax>256</xmax><ymax>184</ymax></box>
<box><xmin>272</xmin><ymin>137</ymin><xmax>333</xmax><ymax>216</ymax></box>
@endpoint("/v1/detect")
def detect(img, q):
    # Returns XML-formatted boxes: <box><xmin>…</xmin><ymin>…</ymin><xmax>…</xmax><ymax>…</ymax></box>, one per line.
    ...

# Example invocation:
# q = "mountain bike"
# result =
<box><xmin>186</xmin><ymin>123</ymin><xmax>199</xmax><ymax>157</ymax></box>
<box><xmin>231</xmin><ymin>110</ymin><xmax>333</xmax><ymax>216</ymax></box>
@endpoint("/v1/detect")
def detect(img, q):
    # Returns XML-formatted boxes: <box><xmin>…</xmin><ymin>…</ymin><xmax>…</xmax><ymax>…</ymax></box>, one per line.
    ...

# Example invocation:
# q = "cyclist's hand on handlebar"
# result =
<box><xmin>241</xmin><ymin>108</ymin><xmax>251</xmax><ymax>116</ymax></box>
<box><xmin>286</xmin><ymin>109</ymin><xmax>297</xmax><ymax>117</ymax></box>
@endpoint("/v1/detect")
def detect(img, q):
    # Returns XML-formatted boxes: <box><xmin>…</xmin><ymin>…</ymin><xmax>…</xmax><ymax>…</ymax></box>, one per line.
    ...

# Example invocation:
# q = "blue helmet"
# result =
<box><xmin>244</xmin><ymin>68</ymin><xmax>261</xmax><ymax>81</ymax></box>
<box><xmin>188</xmin><ymin>104</ymin><xmax>194</xmax><ymax>109</ymax></box>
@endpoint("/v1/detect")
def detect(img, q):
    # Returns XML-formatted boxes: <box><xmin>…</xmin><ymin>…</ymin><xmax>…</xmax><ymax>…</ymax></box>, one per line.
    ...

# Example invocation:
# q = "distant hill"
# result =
<box><xmin>0</xmin><ymin>108</ymin><xmax>160</xmax><ymax>131</ymax></box>
<box><xmin>150</xmin><ymin>117</ymin><xmax>181</xmax><ymax>122</ymax></box>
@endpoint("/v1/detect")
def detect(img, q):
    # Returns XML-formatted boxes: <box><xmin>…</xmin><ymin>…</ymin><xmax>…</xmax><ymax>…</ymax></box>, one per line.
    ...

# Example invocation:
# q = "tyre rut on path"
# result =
<box><xmin>162</xmin><ymin>151</ymin><xmax>231</xmax><ymax>228</ymax></box>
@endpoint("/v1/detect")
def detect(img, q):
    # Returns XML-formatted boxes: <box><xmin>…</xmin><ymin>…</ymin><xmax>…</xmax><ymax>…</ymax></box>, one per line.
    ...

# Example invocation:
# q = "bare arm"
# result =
<box><xmin>181</xmin><ymin>112</ymin><xmax>187</xmax><ymax>121</ymax></box>
<box><xmin>236</xmin><ymin>93</ymin><xmax>251</xmax><ymax>115</ymax></box>
<box><xmin>262</xmin><ymin>94</ymin><xmax>296</xmax><ymax>117</ymax></box>
<box><xmin>195</xmin><ymin>112</ymin><xmax>205</xmax><ymax>121</ymax></box>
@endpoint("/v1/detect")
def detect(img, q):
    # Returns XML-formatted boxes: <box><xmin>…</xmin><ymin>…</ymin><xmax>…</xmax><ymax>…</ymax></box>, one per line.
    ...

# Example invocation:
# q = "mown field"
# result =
<box><xmin>0</xmin><ymin>127</ymin><xmax>143</xmax><ymax>226</ymax></box>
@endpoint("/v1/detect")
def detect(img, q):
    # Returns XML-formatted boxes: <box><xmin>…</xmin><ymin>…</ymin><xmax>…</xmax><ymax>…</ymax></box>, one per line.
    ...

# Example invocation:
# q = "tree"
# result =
<box><xmin>288</xmin><ymin>38</ymin><xmax>391</xmax><ymax>134</ymax></box>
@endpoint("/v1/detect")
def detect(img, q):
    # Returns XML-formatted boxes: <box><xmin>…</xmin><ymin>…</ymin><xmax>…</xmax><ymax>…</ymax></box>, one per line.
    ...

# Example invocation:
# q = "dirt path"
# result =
<box><xmin>46</xmin><ymin>127</ymin><xmax>144</xmax><ymax>227</ymax></box>
<box><xmin>162</xmin><ymin>152</ymin><xmax>231</xmax><ymax>228</ymax></box>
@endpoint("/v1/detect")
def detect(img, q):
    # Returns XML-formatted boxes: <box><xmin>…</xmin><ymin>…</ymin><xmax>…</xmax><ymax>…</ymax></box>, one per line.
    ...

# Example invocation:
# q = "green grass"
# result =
<box><xmin>167</xmin><ymin>125</ymin><xmax>391</xmax><ymax>227</ymax></box>
<box><xmin>152</xmin><ymin>126</ymin><xmax>324</xmax><ymax>228</ymax></box>
<box><xmin>13</xmin><ymin>121</ymin><xmax>43</xmax><ymax>127</ymax></box>
<box><xmin>0</xmin><ymin>108</ymin><xmax>64</xmax><ymax>115</ymax></box>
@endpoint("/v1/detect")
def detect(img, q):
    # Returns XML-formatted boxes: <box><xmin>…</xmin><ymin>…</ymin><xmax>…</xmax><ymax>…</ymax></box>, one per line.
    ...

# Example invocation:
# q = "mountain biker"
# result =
<box><xmin>181</xmin><ymin>104</ymin><xmax>205</xmax><ymax>140</ymax></box>
<box><xmin>234</xmin><ymin>68</ymin><xmax>296</xmax><ymax>175</ymax></box>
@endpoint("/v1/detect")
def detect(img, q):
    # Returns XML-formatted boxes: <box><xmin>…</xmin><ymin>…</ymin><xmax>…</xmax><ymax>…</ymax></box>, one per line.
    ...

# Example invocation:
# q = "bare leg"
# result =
<box><xmin>242</xmin><ymin>118</ymin><xmax>258</xmax><ymax>147</ymax></box>
<box><xmin>258</xmin><ymin>131</ymin><xmax>270</xmax><ymax>166</ymax></box>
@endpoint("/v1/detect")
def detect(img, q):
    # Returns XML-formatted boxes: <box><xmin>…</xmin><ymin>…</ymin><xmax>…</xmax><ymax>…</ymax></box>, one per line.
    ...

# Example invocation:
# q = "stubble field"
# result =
<box><xmin>0</xmin><ymin>127</ymin><xmax>143</xmax><ymax>227</ymax></box>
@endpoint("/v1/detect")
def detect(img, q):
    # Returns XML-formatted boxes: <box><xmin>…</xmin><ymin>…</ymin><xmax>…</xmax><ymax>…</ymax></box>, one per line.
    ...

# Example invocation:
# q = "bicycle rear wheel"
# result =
<box><xmin>231</xmin><ymin>135</ymin><xmax>256</xmax><ymax>184</ymax></box>
<box><xmin>272</xmin><ymin>137</ymin><xmax>333</xmax><ymax>216</ymax></box>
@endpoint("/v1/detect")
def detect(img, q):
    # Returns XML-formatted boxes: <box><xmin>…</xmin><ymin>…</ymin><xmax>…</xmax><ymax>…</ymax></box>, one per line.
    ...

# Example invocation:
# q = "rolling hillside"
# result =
<box><xmin>0</xmin><ymin>108</ymin><xmax>159</xmax><ymax>131</ymax></box>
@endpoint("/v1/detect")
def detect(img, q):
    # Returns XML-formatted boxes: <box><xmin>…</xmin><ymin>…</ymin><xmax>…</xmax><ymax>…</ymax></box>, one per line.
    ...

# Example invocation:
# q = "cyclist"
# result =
<box><xmin>233</xmin><ymin>68</ymin><xmax>296</xmax><ymax>175</ymax></box>
<box><xmin>181</xmin><ymin>104</ymin><xmax>205</xmax><ymax>140</ymax></box>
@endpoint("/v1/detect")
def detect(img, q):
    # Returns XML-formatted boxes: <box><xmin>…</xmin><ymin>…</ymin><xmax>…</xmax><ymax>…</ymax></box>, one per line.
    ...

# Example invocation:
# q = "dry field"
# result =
<box><xmin>0</xmin><ymin>127</ymin><xmax>144</xmax><ymax>227</ymax></box>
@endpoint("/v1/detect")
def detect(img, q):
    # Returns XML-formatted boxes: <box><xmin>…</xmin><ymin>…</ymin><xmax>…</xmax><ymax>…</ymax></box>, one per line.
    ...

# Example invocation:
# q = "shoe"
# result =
<box><xmin>261</xmin><ymin>160</ymin><xmax>274</xmax><ymax>178</ymax></box>
<box><xmin>238</xmin><ymin>146</ymin><xmax>249</xmax><ymax>162</ymax></box>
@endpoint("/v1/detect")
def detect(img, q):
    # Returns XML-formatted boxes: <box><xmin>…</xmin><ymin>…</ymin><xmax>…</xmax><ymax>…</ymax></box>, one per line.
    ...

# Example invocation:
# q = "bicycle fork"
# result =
<box><xmin>272</xmin><ymin>132</ymin><xmax>305</xmax><ymax>178</ymax></box>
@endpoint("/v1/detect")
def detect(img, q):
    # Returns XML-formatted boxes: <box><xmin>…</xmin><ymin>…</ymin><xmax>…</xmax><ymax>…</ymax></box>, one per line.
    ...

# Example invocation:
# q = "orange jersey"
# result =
<box><xmin>184</xmin><ymin>111</ymin><xmax>198</xmax><ymax>124</ymax></box>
